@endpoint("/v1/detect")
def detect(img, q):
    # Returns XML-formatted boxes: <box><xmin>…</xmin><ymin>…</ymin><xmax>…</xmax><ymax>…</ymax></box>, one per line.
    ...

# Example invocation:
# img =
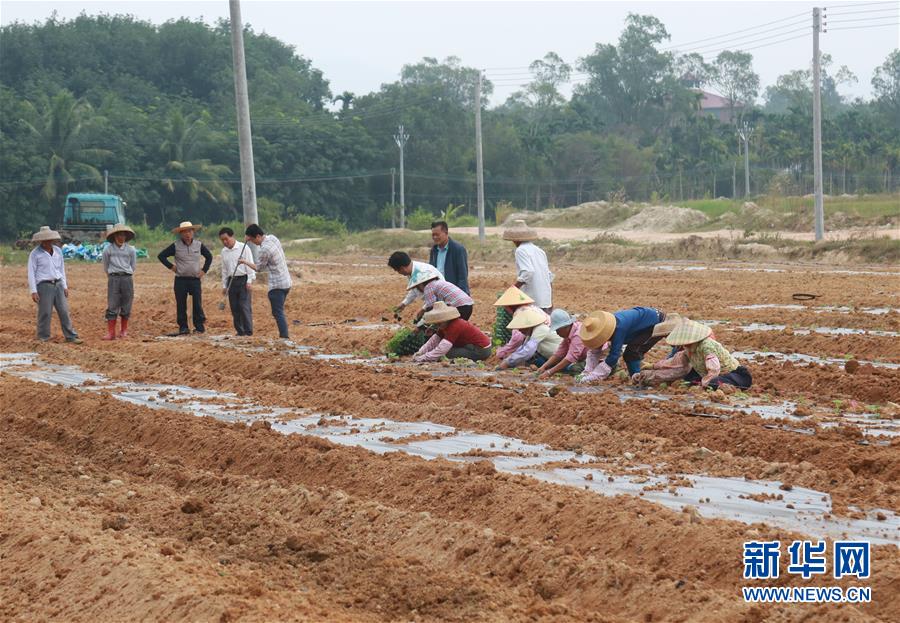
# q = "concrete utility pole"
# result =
<box><xmin>738</xmin><ymin>122</ymin><xmax>754</xmax><ymax>198</ymax></box>
<box><xmin>394</xmin><ymin>125</ymin><xmax>409</xmax><ymax>229</ymax></box>
<box><xmin>474</xmin><ymin>72</ymin><xmax>486</xmax><ymax>242</ymax></box>
<box><xmin>812</xmin><ymin>7</ymin><xmax>826</xmax><ymax>241</ymax></box>
<box><xmin>229</xmin><ymin>0</ymin><xmax>258</xmax><ymax>228</ymax></box>
<box><xmin>390</xmin><ymin>167</ymin><xmax>396</xmax><ymax>228</ymax></box>
<box><xmin>104</xmin><ymin>169</ymin><xmax>108</xmax><ymax>194</ymax></box>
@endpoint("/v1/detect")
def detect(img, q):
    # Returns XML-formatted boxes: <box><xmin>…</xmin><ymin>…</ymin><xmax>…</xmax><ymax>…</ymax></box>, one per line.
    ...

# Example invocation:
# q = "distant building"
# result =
<box><xmin>694</xmin><ymin>89</ymin><xmax>743</xmax><ymax>123</ymax></box>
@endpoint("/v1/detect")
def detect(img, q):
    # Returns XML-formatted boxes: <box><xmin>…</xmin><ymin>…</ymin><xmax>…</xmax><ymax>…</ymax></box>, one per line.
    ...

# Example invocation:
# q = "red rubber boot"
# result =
<box><xmin>118</xmin><ymin>317</ymin><xmax>129</xmax><ymax>338</ymax></box>
<box><xmin>102</xmin><ymin>319</ymin><xmax>117</xmax><ymax>340</ymax></box>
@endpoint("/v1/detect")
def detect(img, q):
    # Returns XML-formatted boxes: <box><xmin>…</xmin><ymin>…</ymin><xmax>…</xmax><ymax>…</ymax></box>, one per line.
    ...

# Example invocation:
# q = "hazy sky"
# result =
<box><xmin>2</xmin><ymin>0</ymin><xmax>898</xmax><ymax>106</ymax></box>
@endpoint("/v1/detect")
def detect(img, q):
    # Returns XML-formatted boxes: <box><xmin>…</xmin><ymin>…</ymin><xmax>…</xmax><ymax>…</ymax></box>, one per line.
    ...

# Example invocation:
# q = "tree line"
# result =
<box><xmin>1</xmin><ymin>13</ymin><xmax>897</xmax><ymax>237</ymax></box>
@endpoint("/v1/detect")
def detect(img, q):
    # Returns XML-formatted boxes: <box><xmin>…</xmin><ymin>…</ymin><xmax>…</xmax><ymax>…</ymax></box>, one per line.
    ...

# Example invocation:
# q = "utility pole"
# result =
<box><xmin>474</xmin><ymin>72</ymin><xmax>486</xmax><ymax>242</ymax></box>
<box><xmin>812</xmin><ymin>7</ymin><xmax>826</xmax><ymax>241</ymax></box>
<box><xmin>229</xmin><ymin>0</ymin><xmax>258</xmax><ymax>228</ymax></box>
<box><xmin>390</xmin><ymin>167</ymin><xmax>396</xmax><ymax>228</ymax></box>
<box><xmin>394</xmin><ymin>125</ymin><xmax>409</xmax><ymax>229</ymax></box>
<box><xmin>104</xmin><ymin>169</ymin><xmax>108</xmax><ymax>194</ymax></box>
<box><xmin>738</xmin><ymin>122</ymin><xmax>754</xmax><ymax>197</ymax></box>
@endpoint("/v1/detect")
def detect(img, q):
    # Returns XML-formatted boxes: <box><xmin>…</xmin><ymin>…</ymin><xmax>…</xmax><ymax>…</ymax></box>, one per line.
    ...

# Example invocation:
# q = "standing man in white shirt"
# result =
<box><xmin>239</xmin><ymin>224</ymin><xmax>292</xmax><ymax>339</ymax></box>
<box><xmin>502</xmin><ymin>220</ymin><xmax>554</xmax><ymax>313</ymax></box>
<box><xmin>27</xmin><ymin>226</ymin><xmax>81</xmax><ymax>343</ymax></box>
<box><xmin>218</xmin><ymin>227</ymin><xmax>255</xmax><ymax>336</ymax></box>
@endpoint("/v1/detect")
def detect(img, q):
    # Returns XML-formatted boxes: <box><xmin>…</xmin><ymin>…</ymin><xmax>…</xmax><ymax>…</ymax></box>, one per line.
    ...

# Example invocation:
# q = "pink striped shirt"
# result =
<box><xmin>552</xmin><ymin>320</ymin><xmax>586</xmax><ymax>363</ymax></box>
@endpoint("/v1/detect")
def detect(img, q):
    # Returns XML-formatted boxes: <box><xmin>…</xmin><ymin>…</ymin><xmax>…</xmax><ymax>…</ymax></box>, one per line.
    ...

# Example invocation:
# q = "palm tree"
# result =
<box><xmin>159</xmin><ymin>111</ymin><xmax>233</xmax><ymax>223</ymax></box>
<box><xmin>21</xmin><ymin>91</ymin><xmax>111</xmax><ymax>224</ymax></box>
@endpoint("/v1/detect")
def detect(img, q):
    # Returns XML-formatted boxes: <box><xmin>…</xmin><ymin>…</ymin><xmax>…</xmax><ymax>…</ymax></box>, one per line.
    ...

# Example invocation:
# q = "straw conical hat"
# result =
<box><xmin>651</xmin><ymin>313</ymin><xmax>685</xmax><ymax>338</ymax></box>
<box><xmin>422</xmin><ymin>301</ymin><xmax>461</xmax><ymax>324</ymax></box>
<box><xmin>502</xmin><ymin>219</ymin><xmax>538</xmax><ymax>242</ymax></box>
<box><xmin>406</xmin><ymin>265</ymin><xmax>441</xmax><ymax>290</ymax></box>
<box><xmin>106</xmin><ymin>223</ymin><xmax>135</xmax><ymax>242</ymax></box>
<box><xmin>31</xmin><ymin>226</ymin><xmax>61</xmax><ymax>242</ymax></box>
<box><xmin>494</xmin><ymin>286</ymin><xmax>534</xmax><ymax>307</ymax></box>
<box><xmin>666</xmin><ymin>320</ymin><xmax>712</xmax><ymax>346</ymax></box>
<box><xmin>580</xmin><ymin>311</ymin><xmax>617</xmax><ymax>349</ymax></box>
<box><xmin>506</xmin><ymin>307</ymin><xmax>546</xmax><ymax>330</ymax></box>
<box><xmin>171</xmin><ymin>221</ymin><xmax>202</xmax><ymax>234</ymax></box>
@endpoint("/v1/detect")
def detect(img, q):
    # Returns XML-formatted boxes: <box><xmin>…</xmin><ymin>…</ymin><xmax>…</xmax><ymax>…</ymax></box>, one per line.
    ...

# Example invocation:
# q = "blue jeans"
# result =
<box><xmin>267</xmin><ymin>288</ymin><xmax>290</xmax><ymax>338</ymax></box>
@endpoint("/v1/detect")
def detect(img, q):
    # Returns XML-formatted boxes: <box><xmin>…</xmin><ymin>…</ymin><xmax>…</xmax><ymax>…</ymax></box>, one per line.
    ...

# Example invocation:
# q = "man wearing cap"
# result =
<box><xmin>502</xmin><ymin>220</ymin><xmax>553</xmax><ymax>313</ymax></box>
<box><xmin>239</xmin><ymin>224</ymin><xmax>292</xmax><ymax>339</ymax></box>
<box><xmin>387</xmin><ymin>251</ymin><xmax>443</xmax><ymax>316</ymax></box>
<box><xmin>27</xmin><ymin>226</ymin><xmax>82</xmax><ymax>343</ymax></box>
<box><xmin>428</xmin><ymin>221</ymin><xmax>469</xmax><ymax>294</ymax></box>
<box><xmin>157</xmin><ymin>221</ymin><xmax>213</xmax><ymax>335</ymax></box>
<box><xmin>577</xmin><ymin>307</ymin><xmax>667</xmax><ymax>383</ymax></box>
<box><xmin>536</xmin><ymin>309</ymin><xmax>585</xmax><ymax>379</ymax></box>
<box><xmin>101</xmin><ymin>224</ymin><xmax>137</xmax><ymax>340</ymax></box>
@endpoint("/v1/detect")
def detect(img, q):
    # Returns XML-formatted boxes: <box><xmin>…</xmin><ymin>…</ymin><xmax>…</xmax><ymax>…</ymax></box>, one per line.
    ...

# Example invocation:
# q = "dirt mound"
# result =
<box><xmin>502</xmin><ymin>201</ymin><xmax>636</xmax><ymax>229</ymax></box>
<box><xmin>612</xmin><ymin>205</ymin><xmax>709</xmax><ymax>232</ymax></box>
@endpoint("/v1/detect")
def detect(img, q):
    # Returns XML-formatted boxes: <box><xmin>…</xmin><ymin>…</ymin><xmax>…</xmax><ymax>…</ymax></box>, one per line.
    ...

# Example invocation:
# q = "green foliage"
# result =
<box><xmin>406</xmin><ymin>207</ymin><xmax>437</xmax><ymax>231</ymax></box>
<box><xmin>384</xmin><ymin>327</ymin><xmax>427</xmax><ymax>356</ymax></box>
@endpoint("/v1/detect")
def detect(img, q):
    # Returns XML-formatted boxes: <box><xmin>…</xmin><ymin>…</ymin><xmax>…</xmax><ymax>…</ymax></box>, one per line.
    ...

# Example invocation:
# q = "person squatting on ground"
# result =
<box><xmin>157</xmin><ymin>221</ymin><xmax>213</xmax><ymax>335</ymax></box>
<box><xmin>496</xmin><ymin>307</ymin><xmax>562</xmax><ymax>370</ymax></box>
<box><xmin>637</xmin><ymin>319</ymin><xmax>752</xmax><ymax>391</ymax></box>
<box><xmin>577</xmin><ymin>306</ymin><xmax>667</xmax><ymax>383</ymax></box>
<box><xmin>413</xmin><ymin>302</ymin><xmax>492</xmax><ymax>363</ymax></box>
<box><xmin>101</xmin><ymin>224</ymin><xmax>137</xmax><ymax>340</ymax></box>
<box><xmin>239</xmin><ymin>224</ymin><xmax>292</xmax><ymax>339</ymax></box>
<box><xmin>218</xmin><ymin>227</ymin><xmax>255</xmax><ymax>336</ymax></box>
<box><xmin>493</xmin><ymin>286</ymin><xmax>552</xmax><ymax>357</ymax></box>
<box><xmin>387</xmin><ymin>251</ymin><xmax>443</xmax><ymax>316</ymax></box>
<box><xmin>27</xmin><ymin>226</ymin><xmax>81</xmax><ymax>343</ymax></box>
<box><xmin>536</xmin><ymin>309</ymin><xmax>586</xmax><ymax>379</ymax></box>
<box><xmin>502</xmin><ymin>220</ymin><xmax>554</xmax><ymax>313</ymax></box>
<box><xmin>428</xmin><ymin>220</ymin><xmax>469</xmax><ymax>294</ymax></box>
<box><xmin>407</xmin><ymin>268</ymin><xmax>475</xmax><ymax>322</ymax></box>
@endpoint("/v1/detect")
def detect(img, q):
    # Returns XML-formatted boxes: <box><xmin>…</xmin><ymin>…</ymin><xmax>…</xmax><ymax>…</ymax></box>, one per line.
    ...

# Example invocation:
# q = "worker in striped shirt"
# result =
<box><xmin>407</xmin><ymin>268</ymin><xmax>474</xmax><ymax>322</ymax></box>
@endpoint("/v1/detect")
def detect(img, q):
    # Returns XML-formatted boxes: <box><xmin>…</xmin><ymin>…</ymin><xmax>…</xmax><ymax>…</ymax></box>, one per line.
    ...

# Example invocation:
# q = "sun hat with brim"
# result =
<box><xmin>548</xmin><ymin>309</ymin><xmax>575</xmax><ymax>332</ymax></box>
<box><xmin>406</xmin><ymin>265</ymin><xmax>442</xmax><ymax>290</ymax></box>
<box><xmin>171</xmin><ymin>221</ymin><xmax>202</xmax><ymax>234</ymax></box>
<box><xmin>666</xmin><ymin>320</ymin><xmax>712</xmax><ymax>346</ymax></box>
<box><xmin>422</xmin><ymin>301</ymin><xmax>460</xmax><ymax>324</ymax></box>
<box><xmin>502</xmin><ymin>219</ymin><xmax>538</xmax><ymax>242</ymax></box>
<box><xmin>105</xmin><ymin>224</ymin><xmax>135</xmax><ymax>242</ymax></box>
<box><xmin>31</xmin><ymin>226</ymin><xmax>61</xmax><ymax>243</ymax></box>
<box><xmin>580</xmin><ymin>311</ymin><xmax>617</xmax><ymax>349</ymax></box>
<box><xmin>506</xmin><ymin>307</ymin><xmax>546</xmax><ymax>330</ymax></box>
<box><xmin>494</xmin><ymin>286</ymin><xmax>534</xmax><ymax>307</ymax></box>
<box><xmin>651</xmin><ymin>313</ymin><xmax>685</xmax><ymax>338</ymax></box>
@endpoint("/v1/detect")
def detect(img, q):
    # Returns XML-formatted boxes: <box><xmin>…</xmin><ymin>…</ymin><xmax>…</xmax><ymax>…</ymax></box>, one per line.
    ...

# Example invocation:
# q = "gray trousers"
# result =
<box><xmin>105</xmin><ymin>274</ymin><xmax>134</xmax><ymax>320</ymax></box>
<box><xmin>36</xmin><ymin>280</ymin><xmax>77</xmax><ymax>341</ymax></box>
<box><xmin>446</xmin><ymin>344</ymin><xmax>492</xmax><ymax>361</ymax></box>
<box><xmin>227</xmin><ymin>275</ymin><xmax>253</xmax><ymax>336</ymax></box>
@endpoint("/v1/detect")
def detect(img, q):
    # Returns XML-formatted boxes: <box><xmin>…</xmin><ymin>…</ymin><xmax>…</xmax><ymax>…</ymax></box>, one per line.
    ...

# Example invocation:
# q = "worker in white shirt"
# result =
<box><xmin>386</xmin><ymin>251</ymin><xmax>443</xmax><ymax>317</ymax></box>
<box><xmin>218</xmin><ymin>227</ymin><xmax>255</xmax><ymax>336</ymax></box>
<box><xmin>502</xmin><ymin>220</ymin><xmax>554</xmax><ymax>313</ymax></box>
<box><xmin>27</xmin><ymin>226</ymin><xmax>81</xmax><ymax>343</ymax></box>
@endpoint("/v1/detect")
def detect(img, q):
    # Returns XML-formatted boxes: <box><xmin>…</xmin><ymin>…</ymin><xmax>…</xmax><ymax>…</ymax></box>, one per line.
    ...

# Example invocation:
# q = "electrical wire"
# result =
<box><xmin>826</xmin><ymin>14</ymin><xmax>900</xmax><ymax>24</ymax></box>
<box><xmin>827</xmin><ymin>21</ymin><xmax>900</xmax><ymax>29</ymax></box>
<box><xmin>825</xmin><ymin>1</ymin><xmax>898</xmax><ymax>9</ymax></box>
<box><xmin>661</xmin><ymin>9</ymin><xmax>809</xmax><ymax>50</ymax></box>
<box><xmin>826</xmin><ymin>7</ymin><xmax>900</xmax><ymax>16</ymax></box>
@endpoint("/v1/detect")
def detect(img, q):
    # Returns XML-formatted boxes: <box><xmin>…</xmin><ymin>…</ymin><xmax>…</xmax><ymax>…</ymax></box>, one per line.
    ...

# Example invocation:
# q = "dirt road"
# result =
<box><xmin>1</xmin><ymin>257</ymin><xmax>898</xmax><ymax>622</ymax></box>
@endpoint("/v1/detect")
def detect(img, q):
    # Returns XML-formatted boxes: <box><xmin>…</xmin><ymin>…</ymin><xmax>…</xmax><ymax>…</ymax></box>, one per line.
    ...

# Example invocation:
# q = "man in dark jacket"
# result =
<box><xmin>428</xmin><ymin>221</ymin><xmax>469</xmax><ymax>294</ymax></box>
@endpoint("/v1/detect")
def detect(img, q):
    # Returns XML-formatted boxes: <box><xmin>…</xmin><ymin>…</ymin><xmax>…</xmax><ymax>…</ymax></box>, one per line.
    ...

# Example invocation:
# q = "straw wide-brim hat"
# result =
<box><xmin>171</xmin><ymin>221</ymin><xmax>202</xmax><ymax>234</ymax></box>
<box><xmin>106</xmin><ymin>224</ymin><xmax>135</xmax><ymax>242</ymax></box>
<box><xmin>31</xmin><ymin>226</ymin><xmax>61</xmax><ymax>243</ymax></box>
<box><xmin>406</xmin><ymin>265</ymin><xmax>441</xmax><ymax>290</ymax></box>
<box><xmin>422</xmin><ymin>301</ymin><xmax>460</xmax><ymax>324</ymax></box>
<box><xmin>502</xmin><ymin>219</ymin><xmax>538</xmax><ymax>242</ymax></box>
<box><xmin>580</xmin><ymin>311</ymin><xmax>617</xmax><ymax>349</ymax></box>
<box><xmin>506</xmin><ymin>307</ymin><xmax>546</xmax><ymax>330</ymax></box>
<box><xmin>651</xmin><ymin>313</ymin><xmax>685</xmax><ymax>338</ymax></box>
<box><xmin>666</xmin><ymin>320</ymin><xmax>712</xmax><ymax>346</ymax></box>
<box><xmin>548</xmin><ymin>309</ymin><xmax>575</xmax><ymax>332</ymax></box>
<box><xmin>494</xmin><ymin>286</ymin><xmax>534</xmax><ymax>307</ymax></box>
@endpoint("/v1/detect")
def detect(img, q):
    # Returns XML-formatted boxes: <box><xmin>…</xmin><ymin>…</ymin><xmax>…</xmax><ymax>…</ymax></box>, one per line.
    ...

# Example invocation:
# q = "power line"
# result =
<box><xmin>826</xmin><ymin>7</ymin><xmax>900</xmax><ymax>16</ymax></box>
<box><xmin>672</xmin><ymin>25</ymin><xmax>810</xmax><ymax>56</ymax></box>
<box><xmin>827</xmin><ymin>21</ymin><xmax>900</xmax><ymax>29</ymax></box>
<box><xmin>826</xmin><ymin>14</ymin><xmax>900</xmax><ymax>24</ymax></box>
<box><xmin>662</xmin><ymin>9</ymin><xmax>808</xmax><ymax>50</ymax></box>
<box><xmin>825</xmin><ymin>1</ymin><xmax>897</xmax><ymax>9</ymax></box>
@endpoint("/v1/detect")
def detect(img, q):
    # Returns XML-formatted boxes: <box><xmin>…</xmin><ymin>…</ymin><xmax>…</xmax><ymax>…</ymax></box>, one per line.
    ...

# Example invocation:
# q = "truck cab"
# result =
<box><xmin>61</xmin><ymin>193</ymin><xmax>127</xmax><ymax>241</ymax></box>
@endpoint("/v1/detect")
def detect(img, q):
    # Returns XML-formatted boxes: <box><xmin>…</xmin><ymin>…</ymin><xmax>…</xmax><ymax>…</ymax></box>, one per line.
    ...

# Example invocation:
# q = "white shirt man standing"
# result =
<box><xmin>502</xmin><ymin>220</ymin><xmax>553</xmax><ymax>312</ymax></box>
<box><xmin>27</xmin><ymin>226</ymin><xmax>81</xmax><ymax>343</ymax></box>
<box><xmin>218</xmin><ymin>226</ymin><xmax>255</xmax><ymax>336</ymax></box>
